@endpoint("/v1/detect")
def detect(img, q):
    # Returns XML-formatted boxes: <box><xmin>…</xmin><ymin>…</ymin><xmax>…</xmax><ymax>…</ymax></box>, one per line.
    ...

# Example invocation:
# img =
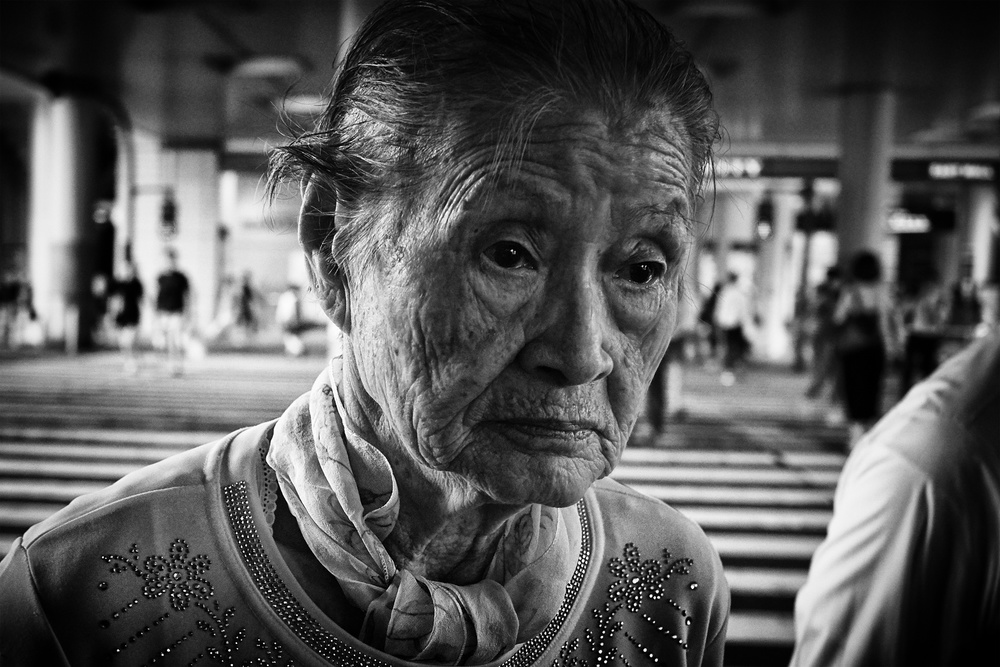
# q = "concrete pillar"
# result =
<box><xmin>711</xmin><ymin>189</ymin><xmax>756</xmax><ymax>274</ymax></box>
<box><xmin>757</xmin><ymin>189</ymin><xmax>799</xmax><ymax>361</ymax></box>
<box><xmin>160</xmin><ymin>149</ymin><xmax>221</xmax><ymax>334</ymax></box>
<box><xmin>711</xmin><ymin>196</ymin><xmax>732</xmax><ymax>276</ymax></box>
<box><xmin>836</xmin><ymin>88</ymin><xmax>895</xmax><ymax>266</ymax></box>
<box><xmin>28</xmin><ymin>99</ymin><xmax>52</xmax><ymax>345</ymax></box>
<box><xmin>28</xmin><ymin>96</ymin><xmax>105</xmax><ymax>350</ymax></box>
<box><xmin>967</xmin><ymin>184</ymin><xmax>998</xmax><ymax>285</ymax></box>
<box><xmin>835</xmin><ymin>1</ymin><xmax>896</xmax><ymax>269</ymax></box>
<box><xmin>338</xmin><ymin>0</ymin><xmax>367</xmax><ymax>63</ymax></box>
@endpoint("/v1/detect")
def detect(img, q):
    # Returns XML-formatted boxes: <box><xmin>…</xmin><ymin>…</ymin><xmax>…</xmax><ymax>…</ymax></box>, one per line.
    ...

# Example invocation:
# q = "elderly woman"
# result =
<box><xmin>0</xmin><ymin>0</ymin><xmax>728</xmax><ymax>664</ymax></box>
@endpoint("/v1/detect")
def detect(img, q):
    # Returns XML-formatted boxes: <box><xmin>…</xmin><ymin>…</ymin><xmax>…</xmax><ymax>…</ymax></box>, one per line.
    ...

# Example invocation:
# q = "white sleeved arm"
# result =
<box><xmin>790</xmin><ymin>433</ymin><xmax>994</xmax><ymax>667</ymax></box>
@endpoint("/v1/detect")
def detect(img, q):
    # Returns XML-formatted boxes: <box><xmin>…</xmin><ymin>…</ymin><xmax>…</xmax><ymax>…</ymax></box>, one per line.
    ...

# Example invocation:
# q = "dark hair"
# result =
<box><xmin>849</xmin><ymin>250</ymin><xmax>882</xmax><ymax>283</ymax></box>
<box><xmin>270</xmin><ymin>0</ymin><xmax>718</xmax><ymax>277</ymax></box>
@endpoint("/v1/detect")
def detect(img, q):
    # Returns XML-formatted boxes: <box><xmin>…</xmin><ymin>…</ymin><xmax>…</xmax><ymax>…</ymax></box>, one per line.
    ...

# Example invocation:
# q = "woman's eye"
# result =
<box><xmin>618</xmin><ymin>261</ymin><xmax>665</xmax><ymax>285</ymax></box>
<box><xmin>483</xmin><ymin>241</ymin><xmax>536</xmax><ymax>270</ymax></box>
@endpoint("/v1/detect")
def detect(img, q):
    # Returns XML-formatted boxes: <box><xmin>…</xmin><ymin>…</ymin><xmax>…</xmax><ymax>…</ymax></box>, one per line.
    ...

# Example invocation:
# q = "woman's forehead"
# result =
<box><xmin>431</xmin><ymin>112</ymin><xmax>694</xmax><ymax>213</ymax></box>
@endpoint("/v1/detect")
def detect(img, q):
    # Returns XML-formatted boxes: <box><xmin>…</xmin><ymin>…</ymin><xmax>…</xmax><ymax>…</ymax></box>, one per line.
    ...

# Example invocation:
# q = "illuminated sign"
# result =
<box><xmin>887</xmin><ymin>208</ymin><xmax>931</xmax><ymax>234</ymax></box>
<box><xmin>709</xmin><ymin>158</ymin><xmax>997</xmax><ymax>182</ymax></box>
<box><xmin>927</xmin><ymin>162</ymin><xmax>995</xmax><ymax>181</ymax></box>
<box><xmin>715</xmin><ymin>157</ymin><xmax>763</xmax><ymax>178</ymax></box>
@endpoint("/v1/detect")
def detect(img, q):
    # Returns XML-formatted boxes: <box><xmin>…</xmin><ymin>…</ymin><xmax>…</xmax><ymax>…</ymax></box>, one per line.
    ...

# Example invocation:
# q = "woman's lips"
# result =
<box><xmin>489</xmin><ymin>418</ymin><xmax>603</xmax><ymax>449</ymax></box>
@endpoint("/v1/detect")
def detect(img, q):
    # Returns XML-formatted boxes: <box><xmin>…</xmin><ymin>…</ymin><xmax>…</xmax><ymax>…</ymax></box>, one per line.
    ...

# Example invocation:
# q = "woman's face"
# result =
<box><xmin>347</xmin><ymin>112</ymin><xmax>695</xmax><ymax>508</ymax></box>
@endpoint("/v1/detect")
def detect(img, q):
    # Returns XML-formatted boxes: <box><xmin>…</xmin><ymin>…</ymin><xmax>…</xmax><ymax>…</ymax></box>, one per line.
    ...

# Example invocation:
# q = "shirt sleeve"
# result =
<box><xmin>790</xmin><ymin>439</ymin><xmax>983</xmax><ymax>667</ymax></box>
<box><xmin>791</xmin><ymin>443</ymin><xmax>930</xmax><ymax>666</ymax></box>
<box><xmin>701</xmin><ymin>601</ymin><xmax>729</xmax><ymax>667</ymax></box>
<box><xmin>0</xmin><ymin>540</ymin><xmax>70</xmax><ymax>667</ymax></box>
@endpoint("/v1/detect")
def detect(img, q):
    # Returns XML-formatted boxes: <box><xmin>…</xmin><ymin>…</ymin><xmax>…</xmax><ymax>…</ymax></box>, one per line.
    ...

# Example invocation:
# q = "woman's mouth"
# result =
<box><xmin>488</xmin><ymin>418</ymin><xmax>603</xmax><ymax>452</ymax></box>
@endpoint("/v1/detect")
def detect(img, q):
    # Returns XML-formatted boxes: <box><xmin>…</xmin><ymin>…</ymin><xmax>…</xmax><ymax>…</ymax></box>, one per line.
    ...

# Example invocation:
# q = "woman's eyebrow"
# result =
<box><xmin>624</xmin><ymin>202</ymin><xmax>691</xmax><ymax>233</ymax></box>
<box><xmin>460</xmin><ymin>176</ymin><xmax>569</xmax><ymax>214</ymax></box>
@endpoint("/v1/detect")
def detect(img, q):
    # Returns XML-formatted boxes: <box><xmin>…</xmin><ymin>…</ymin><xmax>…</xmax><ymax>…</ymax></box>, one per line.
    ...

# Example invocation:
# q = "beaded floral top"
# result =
<box><xmin>0</xmin><ymin>421</ymin><xmax>730</xmax><ymax>666</ymax></box>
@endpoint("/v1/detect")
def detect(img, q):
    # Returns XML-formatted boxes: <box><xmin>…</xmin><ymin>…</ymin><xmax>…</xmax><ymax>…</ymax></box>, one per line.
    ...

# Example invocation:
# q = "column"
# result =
<box><xmin>338</xmin><ymin>0</ymin><xmax>367</xmax><ymax>64</ymax></box>
<box><xmin>161</xmin><ymin>148</ymin><xmax>221</xmax><ymax>334</ymax></box>
<box><xmin>835</xmin><ymin>1</ymin><xmax>896</xmax><ymax>268</ymax></box>
<box><xmin>836</xmin><ymin>89</ymin><xmax>895</xmax><ymax>265</ymax></box>
<box><xmin>29</xmin><ymin>96</ymin><xmax>105</xmax><ymax>351</ymax></box>
<box><xmin>28</xmin><ymin>99</ymin><xmax>52</xmax><ymax>345</ymax></box>
<box><xmin>757</xmin><ymin>188</ymin><xmax>799</xmax><ymax>361</ymax></box>
<box><xmin>967</xmin><ymin>184</ymin><xmax>998</xmax><ymax>285</ymax></box>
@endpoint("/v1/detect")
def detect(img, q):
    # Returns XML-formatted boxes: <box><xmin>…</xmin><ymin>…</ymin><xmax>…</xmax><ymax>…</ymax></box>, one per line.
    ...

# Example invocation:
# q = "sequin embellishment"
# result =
<box><xmin>103</xmin><ymin>539</ymin><xmax>213</xmax><ymax>612</ymax></box>
<box><xmin>552</xmin><ymin>543</ymin><xmax>699</xmax><ymax>665</ymax></box>
<box><xmin>100</xmin><ymin>539</ymin><xmax>291</xmax><ymax>664</ymax></box>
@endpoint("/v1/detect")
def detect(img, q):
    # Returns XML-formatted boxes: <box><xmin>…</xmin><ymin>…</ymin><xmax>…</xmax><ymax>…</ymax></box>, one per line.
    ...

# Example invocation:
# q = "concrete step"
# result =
<box><xmin>0</xmin><ymin>479</ymin><xmax>108</xmax><ymax>501</ymax></box>
<box><xmin>727</xmin><ymin>609</ymin><xmax>796</xmax><ymax>645</ymax></box>
<box><xmin>625</xmin><ymin>482</ymin><xmax>833</xmax><ymax>508</ymax></box>
<box><xmin>621</xmin><ymin>447</ymin><xmax>845</xmax><ymax>468</ymax></box>
<box><xmin>614</xmin><ymin>463</ymin><xmax>840</xmax><ymax>487</ymax></box>
<box><xmin>680</xmin><ymin>506</ymin><xmax>832</xmax><ymax>533</ymax></box>
<box><xmin>0</xmin><ymin>426</ymin><xmax>226</xmax><ymax>446</ymax></box>
<box><xmin>0</xmin><ymin>459</ymin><xmax>142</xmax><ymax>480</ymax></box>
<box><xmin>709</xmin><ymin>532</ymin><xmax>825</xmax><ymax>562</ymax></box>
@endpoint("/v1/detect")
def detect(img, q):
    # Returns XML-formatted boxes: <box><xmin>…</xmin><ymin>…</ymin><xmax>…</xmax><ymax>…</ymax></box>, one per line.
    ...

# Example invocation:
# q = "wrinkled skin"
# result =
<box><xmin>331</xmin><ymin>111</ymin><xmax>695</xmax><ymax>577</ymax></box>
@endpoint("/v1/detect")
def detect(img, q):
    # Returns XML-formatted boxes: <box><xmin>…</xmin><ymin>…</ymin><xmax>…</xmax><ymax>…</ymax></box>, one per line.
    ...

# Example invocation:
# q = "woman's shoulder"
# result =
<box><xmin>556</xmin><ymin>479</ymin><xmax>729</xmax><ymax>665</ymax></box>
<box><xmin>15</xmin><ymin>422</ymin><xmax>275</xmax><ymax>557</ymax></box>
<box><xmin>588</xmin><ymin>478</ymin><xmax>724</xmax><ymax>572</ymax></box>
<box><xmin>0</xmin><ymin>423</ymin><xmax>285</xmax><ymax>665</ymax></box>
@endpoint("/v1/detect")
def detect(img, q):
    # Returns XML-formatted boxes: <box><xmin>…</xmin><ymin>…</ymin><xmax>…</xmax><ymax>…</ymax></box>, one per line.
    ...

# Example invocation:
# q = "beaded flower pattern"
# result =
<box><xmin>138</xmin><ymin>539</ymin><xmax>213</xmax><ymax>610</ymax></box>
<box><xmin>553</xmin><ymin>542</ymin><xmax>698</xmax><ymax>666</ymax></box>
<box><xmin>100</xmin><ymin>539</ymin><xmax>292</xmax><ymax>665</ymax></box>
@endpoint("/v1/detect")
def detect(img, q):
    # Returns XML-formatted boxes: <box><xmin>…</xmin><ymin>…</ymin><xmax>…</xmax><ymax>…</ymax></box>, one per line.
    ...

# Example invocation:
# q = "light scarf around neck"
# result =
<box><xmin>266</xmin><ymin>363</ymin><xmax>580</xmax><ymax>664</ymax></box>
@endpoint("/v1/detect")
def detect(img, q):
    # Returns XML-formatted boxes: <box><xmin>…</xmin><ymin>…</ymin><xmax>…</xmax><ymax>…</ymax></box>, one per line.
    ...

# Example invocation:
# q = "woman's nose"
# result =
<box><xmin>518</xmin><ymin>278</ymin><xmax>614</xmax><ymax>386</ymax></box>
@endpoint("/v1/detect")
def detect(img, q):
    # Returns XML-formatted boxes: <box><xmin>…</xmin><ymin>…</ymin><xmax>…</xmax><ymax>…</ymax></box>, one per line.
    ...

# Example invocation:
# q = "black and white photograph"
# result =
<box><xmin>0</xmin><ymin>1</ymin><xmax>997</xmax><ymax>665</ymax></box>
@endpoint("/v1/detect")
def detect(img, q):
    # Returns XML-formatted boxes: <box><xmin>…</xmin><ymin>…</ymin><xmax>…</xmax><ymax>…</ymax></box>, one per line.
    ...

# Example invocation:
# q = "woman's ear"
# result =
<box><xmin>299</xmin><ymin>179</ymin><xmax>351</xmax><ymax>332</ymax></box>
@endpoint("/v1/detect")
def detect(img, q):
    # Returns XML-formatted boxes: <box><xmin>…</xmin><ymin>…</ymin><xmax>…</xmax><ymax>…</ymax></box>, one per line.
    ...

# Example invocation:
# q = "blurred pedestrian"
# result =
<box><xmin>207</xmin><ymin>274</ymin><xmax>237</xmax><ymax>344</ymax></box>
<box><xmin>948</xmin><ymin>270</ymin><xmax>981</xmax><ymax>328</ymax></box>
<box><xmin>792</xmin><ymin>332</ymin><xmax>1000</xmax><ymax>667</ymax></box>
<box><xmin>111</xmin><ymin>260</ymin><xmax>144</xmax><ymax>373</ymax></box>
<box><xmin>235</xmin><ymin>270</ymin><xmax>262</xmax><ymax>339</ymax></box>
<box><xmin>698</xmin><ymin>280</ymin><xmax>722</xmax><ymax>363</ymax></box>
<box><xmin>0</xmin><ymin>270</ymin><xmax>21</xmax><ymax>349</ymax></box>
<box><xmin>899</xmin><ymin>270</ymin><xmax>948</xmax><ymax>395</ymax></box>
<box><xmin>714</xmin><ymin>272</ymin><xmax>751</xmax><ymax>386</ymax></box>
<box><xmin>805</xmin><ymin>266</ymin><xmax>842</xmax><ymax>401</ymax></box>
<box><xmin>155</xmin><ymin>248</ymin><xmax>190</xmax><ymax>376</ymax></box>
<box><xmin>275</xmin><ymin>283</ymin><xmax>307</xmax><ymax>356</ymax></box>
<box><xmin>832</xmin><ymin>250</ymin><xmax>900</xmax><ymax>446</ymax></box>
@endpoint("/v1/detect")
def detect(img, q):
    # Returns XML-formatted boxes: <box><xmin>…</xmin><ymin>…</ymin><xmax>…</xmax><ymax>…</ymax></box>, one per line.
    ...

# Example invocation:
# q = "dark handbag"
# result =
<box><xmin>836</xmin><ymin>287</ymin><xmax>880</xmax><ymax>352</ymax></box>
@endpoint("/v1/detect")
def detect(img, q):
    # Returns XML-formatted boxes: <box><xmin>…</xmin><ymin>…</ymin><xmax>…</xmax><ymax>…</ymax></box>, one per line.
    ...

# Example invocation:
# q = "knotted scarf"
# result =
<box><xmin>266</xmin><ymin>363</ymin><xmax>580</xmax><ymax>664</ymax></box>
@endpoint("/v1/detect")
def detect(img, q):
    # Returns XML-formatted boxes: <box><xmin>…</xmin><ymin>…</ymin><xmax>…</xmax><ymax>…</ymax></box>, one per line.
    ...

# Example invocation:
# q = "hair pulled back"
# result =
<box><xmin>269</xmin><ymin>0</ymin><xmax>718</xmax><ymax>276</ymax></box>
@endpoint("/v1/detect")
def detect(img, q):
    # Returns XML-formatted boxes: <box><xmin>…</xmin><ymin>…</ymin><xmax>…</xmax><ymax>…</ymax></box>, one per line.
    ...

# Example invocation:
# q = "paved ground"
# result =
<box><xmin>0</xmin><ymin>348</ymin><xmax>854</xmax><ymax>666</ymax></box>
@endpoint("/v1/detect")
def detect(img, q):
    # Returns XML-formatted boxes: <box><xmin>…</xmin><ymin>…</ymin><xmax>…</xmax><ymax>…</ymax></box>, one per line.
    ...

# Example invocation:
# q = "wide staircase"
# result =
<box><xmin>0</xmin><ymin>351</ymin><xmax>849</xmax><ymax>666</ymax></box>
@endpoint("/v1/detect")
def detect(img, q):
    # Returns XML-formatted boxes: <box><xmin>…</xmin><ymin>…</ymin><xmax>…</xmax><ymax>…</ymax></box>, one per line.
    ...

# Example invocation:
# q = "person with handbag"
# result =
<box><xmin>833</xmin><ymin>250</ymin><xmax>901</xmax><ymax>447</ymax></box>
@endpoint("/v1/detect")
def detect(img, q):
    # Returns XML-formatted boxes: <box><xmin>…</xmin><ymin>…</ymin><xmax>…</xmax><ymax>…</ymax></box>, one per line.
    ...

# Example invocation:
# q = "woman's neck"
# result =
<box><xmin>337</xmin><ymin>354</ymin><xmax>524</xmax><ymax>584</ymax></box>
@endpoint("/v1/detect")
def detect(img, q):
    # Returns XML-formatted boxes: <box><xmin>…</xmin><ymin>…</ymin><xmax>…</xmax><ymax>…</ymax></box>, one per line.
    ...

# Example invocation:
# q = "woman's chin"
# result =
<box><xmin>473</xmin><ymin>455</ymin><xmax>605</xmax><ymax>508</ymax></box>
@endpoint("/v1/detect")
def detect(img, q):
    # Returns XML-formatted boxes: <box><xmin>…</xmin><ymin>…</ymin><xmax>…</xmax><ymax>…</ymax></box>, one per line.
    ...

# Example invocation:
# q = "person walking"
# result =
<box><xmin>805</xmin><ymin>266</ymin><xmax>842</xmax><ymax>401</ymax></box>
<box><xmin>900</xmin><ymin>270</ymin><xmax>948</xmax><ymax>395</ymax></box>
<box><xmin>155</xmin><ymin>248</ymin><xmax>190</xmax><ymax>376</ymax></box>
<box><xmin>833</xmin><ymin>250</ymin><xmax>900</xmax><ymax>447</ymax></box>
<box><xmin>235</xmin><ymin>270</ymin><xmax>261</xmax><ymax>340</ymax></box>
<box><xmin>111</xmin><ymin>260</ymin><xmax>144</xmax><ymax>373</ymax></box>
<box><xmin>714</xmin><ymin>272</ymin><xmax>751</xmax><ymax>386</ymax></box>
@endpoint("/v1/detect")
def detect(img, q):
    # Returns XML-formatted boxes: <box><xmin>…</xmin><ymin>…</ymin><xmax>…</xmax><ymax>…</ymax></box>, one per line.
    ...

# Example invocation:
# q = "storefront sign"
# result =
<box><xmin>887</xmin><ymin>208</ymin><xmax>932</xmax><ymax>234</ymax></box>
<box><xmin>892</xmin><ymin>160</ymin><xmax>997</xmax><ymax>182</ymax></box>
<box><xmin>713</xmin><ymin>157</ymin><xmax>998</xmax><ymax>182</ymax></box>
<box><xmin>927</xmin><ymin>162</ymin><xmax>995</xmax><ymax>181</ymax></box>
<box><xmin>714</xmin><ymin>157</ymin><xmax>763</xmax><ymax>178</ymax></box>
